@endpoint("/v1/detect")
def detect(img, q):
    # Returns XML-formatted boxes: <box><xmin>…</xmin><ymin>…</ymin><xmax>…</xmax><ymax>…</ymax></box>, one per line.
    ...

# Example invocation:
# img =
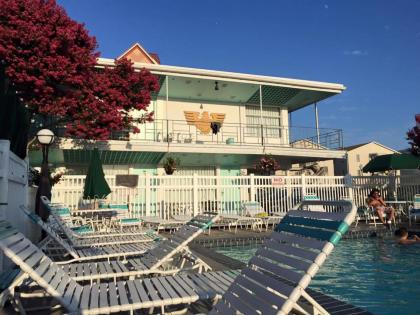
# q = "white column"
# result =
<box><xmin>259</xmin><ymin>85</ymin><xmax>264</xmax><ymax>145</ymax></box>
<box><xmin>165</xmin><ymin>76</ymin><xmax>169</xmax><ymax>120</ymax></box>
<box><xmin>314</xmin><ymin>102</ymin><xmax>320</xmax><ymax>145</ymax></box>
<box><xmin>145</xmin><ymin>173</ymin><xmax>151</xmax><ymax>217</ymax></box>
<box><xmin>301</xmin><ymin>174</ymin><xmax>307</xmax><ymax>198</ymax></box>
<box><xmin>250</xmin><ymin>173</ymin><xmax>256</xmax><ymax>202</ymax></box>
<box><xmin>193</xmin><ymin>173</ymin><xmax>198</xmax><ymax>216</ymax></box>
<box><xmin>344</xmin><ymin>174</ymin><xmax>354</xmax><ymax>201</ymax></box>
<box><xmin>165</xmin><ymin>76</ymin><xmax>170</xmax><ymax>144</ymax></box>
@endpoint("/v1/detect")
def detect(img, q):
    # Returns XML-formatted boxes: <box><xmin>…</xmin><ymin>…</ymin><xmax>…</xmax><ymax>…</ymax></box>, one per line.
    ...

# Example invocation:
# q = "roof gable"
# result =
<box><xmin>344</xmin><ymin>141</ymin><xmax>399</xmax><ymax>153</ymax></box>
<box><xmin>117</xmin><ymin>43</ymin><xmax>159</xmax><ymax>64</ymax></box>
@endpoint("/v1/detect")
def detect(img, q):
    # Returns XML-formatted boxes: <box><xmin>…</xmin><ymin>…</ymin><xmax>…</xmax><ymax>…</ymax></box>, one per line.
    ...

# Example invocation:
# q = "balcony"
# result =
<box><xmin>104</xmin><ymin>119</ymin><xmax>343</xmax><ymax>150</ymax></box>
<box><xmin>54</xmin><ymin>119</ymin><xmax>342</xmax><ymax>150</ymax></box>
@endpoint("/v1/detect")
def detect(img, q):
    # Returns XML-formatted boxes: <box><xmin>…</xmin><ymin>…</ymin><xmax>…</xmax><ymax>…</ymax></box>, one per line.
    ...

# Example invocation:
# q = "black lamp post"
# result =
<box><xmin>34</xmin><ymin>129</ymin><xmax>55</xmax><ymax>222</ymax></box>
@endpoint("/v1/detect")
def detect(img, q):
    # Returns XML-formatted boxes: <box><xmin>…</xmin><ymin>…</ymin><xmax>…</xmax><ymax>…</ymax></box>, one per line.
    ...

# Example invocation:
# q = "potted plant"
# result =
<box><xmin>29</xmin><ymin>167</ymin><xmax>65</xmax><ymax>187</ymax></box>
<box><xmin>163</xmin><ymin>157</ymin><xmax>180</xmax><ymax>175</ymax></box>
<box><xmin>255</xmin><ymin>154</ymin><xmax>280</xmax><ymax>176</ymax></box>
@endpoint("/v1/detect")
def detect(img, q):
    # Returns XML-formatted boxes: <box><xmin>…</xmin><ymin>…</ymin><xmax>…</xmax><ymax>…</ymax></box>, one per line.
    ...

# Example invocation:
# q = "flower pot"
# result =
<box><xmin>165</xmin><ymin>167</ymin><xmax>176</xmax><ymax>175</ymax></box>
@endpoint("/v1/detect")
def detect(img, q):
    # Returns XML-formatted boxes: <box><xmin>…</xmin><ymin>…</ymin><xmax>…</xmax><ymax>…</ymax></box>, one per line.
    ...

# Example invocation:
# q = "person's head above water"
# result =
<box><xmin>395</xmin><ymin>227</ymin><xmax>408</xmax><ymax>237</ymax></box>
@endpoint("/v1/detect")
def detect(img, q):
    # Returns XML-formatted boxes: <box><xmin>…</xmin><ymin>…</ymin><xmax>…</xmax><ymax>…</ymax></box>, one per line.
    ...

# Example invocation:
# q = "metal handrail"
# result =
<box><xmin>55</xmin><ymin>119</ymin><xmax>343</xmax><ymax>150</ymax></box>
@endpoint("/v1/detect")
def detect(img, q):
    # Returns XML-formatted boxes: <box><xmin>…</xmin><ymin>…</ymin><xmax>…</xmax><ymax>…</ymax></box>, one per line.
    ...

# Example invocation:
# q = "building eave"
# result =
<box><xmin>97</xmin><ymin>57</ymin><xmax>346</xmax><ymax>94</ymax></box>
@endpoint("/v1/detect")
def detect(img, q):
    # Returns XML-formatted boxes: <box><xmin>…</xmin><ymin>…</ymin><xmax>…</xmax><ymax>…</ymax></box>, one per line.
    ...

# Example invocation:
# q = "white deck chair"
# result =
<box><xmin>242</xmin><ymin>201</ymin><xmax>285</xmax><ymax>231</ymax></box>
<box><xmin>220</xmin><ymin>203</ymin><xmax>264</xmax><ymax>234</ymax></box>
<box><xmin>43</xmin><ymin>206</ymin><xmax>159</xmax><ymax>248</ymax></box>
<box><xmin>0</xmin><ymin>221</ymin><xmax>238</xmax><ymax>314</ymax></box>
<box><xmin>210</xmin><ymin>199</ymin><xmax>357</xmax><ymax>315</ymax></box>
<box><xmin>142</xmin><ymin>216</ymin><xmax>186</xmax><ymax>232</ymax></box>
<box><xmin>303</xmin><ymin>194</ymin><xmax>326</xmax><ymax>211</ymax></box>
<box><xmin>41</xmin><ymin>196</ymin><xmax>148</xmax><ymax>235</ymax></box>
<box><xmin>2</xmin><ymin>200</ymin><xmax>357</xmax><ymax>314</ymax></box>
<box><xmin>19</xmin><ymin>206</ymin><xmax>155</xmax><ymax>263</ymax></box>
<box><xmin>60</xmin><ymin>212</ymin><xmax>220</xmax><ymax>282</ymax></box>
<box><xmin>409</xmin><ymin>194</ymin><xmax>420</xmax><ymax>224</ymax></box>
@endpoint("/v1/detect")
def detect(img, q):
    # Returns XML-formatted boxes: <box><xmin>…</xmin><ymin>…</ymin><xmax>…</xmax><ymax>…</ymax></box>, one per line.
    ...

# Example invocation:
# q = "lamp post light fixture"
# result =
<box><xmin>36</xmin><ymin>128</ymin><xmax>55</xmax><ymax>162</ymax></box>
<box><xmin>35</xmin><ymin>129</ymin><xmax>55</xmax><ymax>224</ymax></box>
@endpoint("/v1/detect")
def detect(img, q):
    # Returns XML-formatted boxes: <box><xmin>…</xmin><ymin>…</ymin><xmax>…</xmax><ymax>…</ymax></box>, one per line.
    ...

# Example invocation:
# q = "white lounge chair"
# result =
<box><xmin>210</xmin><ymin>199</ymin><xmax>356</xmax><ymax>315</ymax></box>
<box><xmin>43</xmin><ymin>205</ymin><xmax>158</xmax><ymax>248</ymax></box>
<box><xmin>409</xmin><ymin>194</ymin><xmax>420</xmax><ymax>225</ymax></box>
<box><xmin>41</xmin><ymin>196</ymin><xmax>147</xmax><ymax>235</ymax></box>
<box><xmin>0</xmin><ymin>221</ymin><xmax>238</xmax><ymax>314</ymax></box>
<box><xmin>60</xmin><ymin>212</ymin><xmax>220</xmax><ymax>282</ymax></box>
<box><xmin>1</xmin><ymin>199</ymin><xmax>357</xmax><ymax>314</ymax></box>
<box><xmin>242</xmin><ymin>201</ymin><xmax>285</xmax><ymax>231</ymax></box>
<box><xmin>19</xmin><ymin>206</ymin><xmax>155</xmax><ymax>263</ymax></box>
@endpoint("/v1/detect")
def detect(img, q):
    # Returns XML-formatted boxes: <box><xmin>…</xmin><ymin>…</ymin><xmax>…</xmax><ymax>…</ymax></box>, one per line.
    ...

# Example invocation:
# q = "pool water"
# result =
<box><xmin>215</xmin><ymin>238</ymin><xmax>420</xmax><ymax>315</ymax></box>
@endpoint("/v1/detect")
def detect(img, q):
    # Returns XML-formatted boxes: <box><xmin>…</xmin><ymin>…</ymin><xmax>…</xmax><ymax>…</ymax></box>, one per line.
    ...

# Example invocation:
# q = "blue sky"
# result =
<box><xmin>58</xmin><ymin>0</ymin><xmax>420</xmax><ymax>150</ymax></box>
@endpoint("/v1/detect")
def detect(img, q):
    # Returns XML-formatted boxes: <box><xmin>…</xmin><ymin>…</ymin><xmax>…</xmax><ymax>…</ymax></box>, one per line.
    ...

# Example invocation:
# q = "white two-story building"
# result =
<box><xmin>30</xmin><ymin>43</ymin><xmax>347</xmax><ymax>177</ymax></box>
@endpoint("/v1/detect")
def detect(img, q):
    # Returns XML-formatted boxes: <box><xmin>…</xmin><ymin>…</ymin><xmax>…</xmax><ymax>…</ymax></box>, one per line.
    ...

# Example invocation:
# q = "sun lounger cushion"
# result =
<box><xmin>71</xmin><ymin>225</ymin><xmax>94</xmax><ymax>234</ymax></box>
<box><xmin>109</xmin><ymin>204</ymin><xmax>129</xmax><ymax>210</ymax></box>
<box><xmin>54</xmin><ymin>208</ymin><xmax>71</xmax><ymax>217</ymax></box>
<box><xmin>120</xmin><ymin>218</ymin><xmax>141</xmax><ymax>223</ymax></box>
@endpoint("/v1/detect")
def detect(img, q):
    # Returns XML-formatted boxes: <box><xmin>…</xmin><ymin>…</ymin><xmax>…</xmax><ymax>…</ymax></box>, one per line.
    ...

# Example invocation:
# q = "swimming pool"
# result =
<box><xmin>215</xmin><ymin>238</ymin><xmax>420</xmax><ymax>315</ymax></box>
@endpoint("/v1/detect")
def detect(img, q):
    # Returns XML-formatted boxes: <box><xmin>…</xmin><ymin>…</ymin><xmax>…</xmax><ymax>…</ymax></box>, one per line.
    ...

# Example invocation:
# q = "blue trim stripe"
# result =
<box><xmin>276</xmin><ymin>223</ymin><xmax>334</xmax><ymax>241</ymax></box>
<box><xmin>337</xmin><ymin>222</ymin><xmax>349</xmax><ymax>234</ymax></box>
<box><xmin>281</xmin><ymin>216</ymin><xmax>342</xmax><ymax>230</ymax></box>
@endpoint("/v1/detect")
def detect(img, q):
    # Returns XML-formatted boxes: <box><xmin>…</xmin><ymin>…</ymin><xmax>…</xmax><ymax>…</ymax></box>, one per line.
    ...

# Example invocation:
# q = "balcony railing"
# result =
<box><xmin>55</xmin><ymin>119</ymin><xmax>343</xmax><ymax>150</ymax></box>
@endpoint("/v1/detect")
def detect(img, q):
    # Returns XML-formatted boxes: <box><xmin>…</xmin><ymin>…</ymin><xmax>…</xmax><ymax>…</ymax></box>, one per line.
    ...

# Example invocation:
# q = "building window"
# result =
<box><xmin>245</xmin><ymin>105</ymin><xmax>282</xmax><ymax>138</ymax></box>
<box><xmin>369</xmin><ymin>153</ymin><xmax>378</xmax><ymax>160</ymax></box>
<box><xmin>356</xmin><ymin>154</ymin><xmax>360</xmax><ymax>162</ymax></box>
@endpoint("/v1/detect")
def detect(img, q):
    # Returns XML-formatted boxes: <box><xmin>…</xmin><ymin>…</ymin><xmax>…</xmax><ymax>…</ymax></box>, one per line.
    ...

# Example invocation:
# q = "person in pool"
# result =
<box><xmin>395</xmin><ymin>227</ymin><xmax>420</xmax><ymax>245</ymax></box>
<box><xmin>367</xmin><ymin>189</ymin><xmax>395</xmax><ymax>228</ymax></box>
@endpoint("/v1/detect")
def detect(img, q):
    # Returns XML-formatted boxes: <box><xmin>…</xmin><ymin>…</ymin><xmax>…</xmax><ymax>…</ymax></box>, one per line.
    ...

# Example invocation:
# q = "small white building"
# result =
<box><xmin>334</xmin><ymin>141</ymin><xmax>399</xmax><ymax>176</ymax></box>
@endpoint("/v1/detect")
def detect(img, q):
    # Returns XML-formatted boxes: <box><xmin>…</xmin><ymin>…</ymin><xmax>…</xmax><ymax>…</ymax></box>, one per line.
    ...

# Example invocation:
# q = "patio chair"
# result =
<box><xmin>141</xmin><ymin>216</ymin><xmax>186</xmax><ymax>233</ymax></box>
<box><xmin>409</xmin><ymin>194</ymin><xmax>420</xmax><ymax>224</ymax></box>
<box><xmin>0</xmin><ymin>221</ymin><xmax>239</xmax><ymax>314</ymax></box>
<box><xmin>362</xmin><ymin>198</ymin><xmax>396</xmax><ymax>228</ymax></box>
<box><xmin>210</xmin><ymin>199</ymin><xmax>357</xmax><ymax>315</ymax></box>
<box><xmin>42</xmin><ymin>201</ymin><xmax>158</xmax><ymax>247</ymax></box>
<box><xmin>303</xmin><ymin>194</ymin><xmax>325</xmax><ymax>211</ymax></box>
<box><xmin>1</xmin><ymin>199</ymin><xmax>356</xmax><ymax>314</ymax></box>
<box><xmin>61</xmin><ymin>212</ymin><xmax>219</xmax><ymax>282</ymax></box>
<box><xmin>19</xmin><ymin>206</ymin><xmax>155</xmax><ymax>263</ymax></box>
<box><xmin>42</xmin><ymin>196</ymin><xmax>145</xmax><ymax>234</ymax></box>
<box><xmin>242</xmin><ymin>201</ymin><xmax>285</xmax><ymax>231</ymax></box>
<box><xmin>220</xmin><ymin>203</ymin><xmax>264</xmax><ymax>234</ymax></box>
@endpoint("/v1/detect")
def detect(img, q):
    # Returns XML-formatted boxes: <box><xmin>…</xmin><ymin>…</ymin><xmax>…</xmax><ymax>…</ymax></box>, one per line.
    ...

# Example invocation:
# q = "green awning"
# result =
<box><xmin>28</xmin><ymin>149</ymin><xmax>165</xmax><ymax>166</ymax></box>
<box><xmin>362</xmin><ymin>154</ymin><xmax>420</xmax><ymax>173</ymax></box>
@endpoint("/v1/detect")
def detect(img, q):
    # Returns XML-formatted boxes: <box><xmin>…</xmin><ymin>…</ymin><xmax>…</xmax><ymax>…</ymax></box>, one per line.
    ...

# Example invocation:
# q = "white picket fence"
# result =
<box><xmin>52</xmin><ymin>173</ymin><xmax>420</xmax><ymax>219</ymax></box>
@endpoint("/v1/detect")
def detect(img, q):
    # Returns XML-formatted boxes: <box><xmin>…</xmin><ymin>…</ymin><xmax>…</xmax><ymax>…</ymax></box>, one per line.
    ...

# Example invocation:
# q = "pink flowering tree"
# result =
<box><xmin>0</xmin><ymin>0</ymin><xmax>159</xmax><ymax>152</ymax></box>
<box><xmin>255</xmin><ymin>154</ymin><xmax>280</xmax><ymax>175</ymax></box>
<box><xmin>407</xmin><ymin>114</ymin><xmax>420</xmax><ymax>156</ymax></box>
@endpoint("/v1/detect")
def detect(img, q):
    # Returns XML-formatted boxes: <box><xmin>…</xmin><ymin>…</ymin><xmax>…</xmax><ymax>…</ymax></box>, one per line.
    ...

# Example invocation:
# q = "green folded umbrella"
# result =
<box><xmin>83</xmin><ymin>148</ymin><xmax>111</xmax><ymax>199</ymax></box>
<box><xmin>362</xmin><ymin>153</ymin><xmax>420</xmax><ymax>173</ymax></box>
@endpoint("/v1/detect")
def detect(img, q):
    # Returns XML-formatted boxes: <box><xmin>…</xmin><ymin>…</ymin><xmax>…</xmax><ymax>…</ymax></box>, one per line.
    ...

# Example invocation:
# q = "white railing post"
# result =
<box><xmin>145</xmin><ymin>173</ymin><xmax>151</xmax><ymax>217</ymax></box>
<box><xmin>193</xmin><ymin>173</ymin><xmax>198</xmax><ymax>216</ymax></box>
<box><xmin>301</xmin><ymin>174</ymin><xmax>306</xmax><ymax>197</ymax></box>
<box><xmin>344</xmin><ymin>174</ymin><xmax>354</xmax><ymax>201</ymax></box>
<box><xmin>250</xmin><ymin>174</ymin><xmax>255</xmax><ymax>202</ymax></box>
